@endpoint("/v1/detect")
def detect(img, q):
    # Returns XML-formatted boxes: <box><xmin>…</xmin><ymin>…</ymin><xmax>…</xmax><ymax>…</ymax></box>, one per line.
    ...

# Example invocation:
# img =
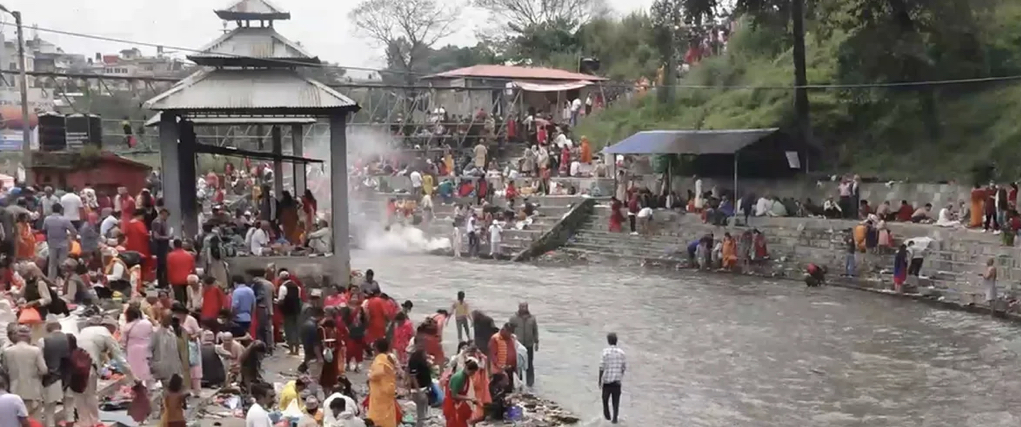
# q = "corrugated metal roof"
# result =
<box><xmin>602</xmin><ymin>129</ymin><xmax>779</xmax><ymax>155</ymax></box>
<box><xmin>423</xmin><ymin>65</ymin><xmax>608</xmax><ymax>82</ymax></box>
<box><xmin>188</xmin><ymin>27</ymin><xmax>317</xmax><ymax>63</ymax></box>
<box><xmin>144</xmin><ymin>112</ymin><xmax>318</xmax><ymax>127</ymax></box>
<box><xmin>143</xmin><ymin>68</ymin><xmax>359</xmax><ymax>112</ymax></box>
<box><xmin>216</xmin><ymin>0</ymin><xmax>287</xmax><ymax>16</ymax></box>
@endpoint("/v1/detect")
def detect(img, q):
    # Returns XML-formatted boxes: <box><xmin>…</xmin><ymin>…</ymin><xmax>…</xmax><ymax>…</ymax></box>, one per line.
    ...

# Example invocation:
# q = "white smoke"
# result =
<box><xmin>300</xmin><ymin>123</ymin><xmax>449</xmax><ymax>255</ymax></box>
<box><xmin>361</xmin><ymin>223</ymin><xmax>451</xmax><ymax>253</ymax></box>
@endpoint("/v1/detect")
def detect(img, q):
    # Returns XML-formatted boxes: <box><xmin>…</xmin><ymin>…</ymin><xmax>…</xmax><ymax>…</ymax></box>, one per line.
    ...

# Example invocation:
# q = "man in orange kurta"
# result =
<box><xmin>364</xmin><ymin>291</ymin><xmax>390</xmax><ymax>347</ymax></box>
<box><xmin>488</xmin><ymin>324</ymin><xmax>518</xmax><ymax>387</ymax></box>
<box><xmin>123</xmin><ymin>208</ymin><xmax>152</xmax><ymax>278</ymax></box>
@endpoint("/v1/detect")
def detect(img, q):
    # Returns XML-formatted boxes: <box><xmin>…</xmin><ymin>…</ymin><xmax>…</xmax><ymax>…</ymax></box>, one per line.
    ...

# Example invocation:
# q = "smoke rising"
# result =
<box><xmin>296</xmin><ymin>123</ymin><xmax>450</xmax><ymax>255</ymax></box>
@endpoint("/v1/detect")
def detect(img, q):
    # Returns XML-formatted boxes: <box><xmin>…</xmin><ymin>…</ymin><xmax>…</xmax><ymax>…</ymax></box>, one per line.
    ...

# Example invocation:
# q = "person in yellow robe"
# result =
<box><xmin>422</xmin><ymin>173</ymin><xmax>435</xmax><ymax>196</ymax></box>
<box><xmin>580</xmin><ymin>136</ymin><xmax>593</xmax><ymax>164</ymax></box>
<box><xmin>853</xmin><ymin>223</ymin><xmax>867</xmax><ymax>251</ymax></box>
<box><xmin>970</xmin><ymin>185</ymin><xmax>985</xmax><ymax>228</ymax></box>
<box><xmin>721</xmin><ymin>232</ymin><xmax>738</xmax><ymax>269</ymax></box>
<box><xmin>443</xmin><ymin>152</ymin><xmax>455</xmax><ymax>176</ymax></box>
<box><xmin>367</xmin><ymin>340</ymin><xmax>398</xmax><ymax>427</ymax></box>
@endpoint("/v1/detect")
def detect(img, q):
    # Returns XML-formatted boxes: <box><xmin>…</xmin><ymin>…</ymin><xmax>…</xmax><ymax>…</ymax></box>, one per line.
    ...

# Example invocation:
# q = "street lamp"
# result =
<box><xmin>0</xmin><ymin>4</ymin><xmax>31</xmax><ymax>184</ymax></box>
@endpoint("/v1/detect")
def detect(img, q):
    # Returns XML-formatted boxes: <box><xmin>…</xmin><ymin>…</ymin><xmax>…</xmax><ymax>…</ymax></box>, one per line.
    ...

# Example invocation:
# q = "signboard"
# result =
<box><xmin>0</xmin><ymin>128</ymin><xmax>39</xmax><ymax>151</ymax></box>
<box><xmin>0</xmin><ymin>86</ymin><xmax>55</xmax><ymax>112</ymax></box>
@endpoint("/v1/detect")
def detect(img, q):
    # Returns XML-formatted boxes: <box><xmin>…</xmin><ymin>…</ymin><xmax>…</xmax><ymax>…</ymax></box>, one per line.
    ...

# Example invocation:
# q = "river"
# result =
<box><xmin>352</xmin><ymin>251</ymin><xmax>1021</xmax><ymax>427</ymax></box>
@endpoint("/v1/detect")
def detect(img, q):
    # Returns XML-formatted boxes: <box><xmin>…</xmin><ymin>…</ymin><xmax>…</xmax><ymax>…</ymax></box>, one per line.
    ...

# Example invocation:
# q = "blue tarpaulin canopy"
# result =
<box><xmin>602</xmin><ymin>128</ymin><xmax>779</xmax><ymax>155</ymax></box>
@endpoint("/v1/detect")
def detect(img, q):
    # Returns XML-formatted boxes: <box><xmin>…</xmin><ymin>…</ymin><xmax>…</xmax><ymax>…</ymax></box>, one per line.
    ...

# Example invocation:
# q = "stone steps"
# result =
<box><xmin>559</xmin><ymin>207</ymin><xmax>1021</xmax><ymax>307</ymax></box>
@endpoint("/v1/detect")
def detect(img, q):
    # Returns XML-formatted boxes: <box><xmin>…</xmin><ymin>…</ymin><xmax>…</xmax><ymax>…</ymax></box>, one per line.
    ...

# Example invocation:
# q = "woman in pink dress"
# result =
<box><xmin>121</xmin><ymin>305</ymin><xmax>154</xmax><ymax>386</ymax></box>
<box><xmin>173</xmin><ymin>303</ymin><xmax>204</xmax><ymax>392</ymax></box>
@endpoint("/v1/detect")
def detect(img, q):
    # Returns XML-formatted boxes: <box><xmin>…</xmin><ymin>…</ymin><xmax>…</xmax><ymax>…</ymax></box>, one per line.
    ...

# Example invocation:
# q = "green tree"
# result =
<box><xmin>348</xmin><ymin>0</ymin><xmax>461</xmax><ymax>84</ymax></box>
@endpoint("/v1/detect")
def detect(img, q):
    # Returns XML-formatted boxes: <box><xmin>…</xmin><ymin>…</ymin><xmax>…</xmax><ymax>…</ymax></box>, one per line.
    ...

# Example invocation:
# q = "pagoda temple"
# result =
<box><xmin>145</xmin><ymin>0</ymin><xmax>359</xmax><ymax>280</ymax></box>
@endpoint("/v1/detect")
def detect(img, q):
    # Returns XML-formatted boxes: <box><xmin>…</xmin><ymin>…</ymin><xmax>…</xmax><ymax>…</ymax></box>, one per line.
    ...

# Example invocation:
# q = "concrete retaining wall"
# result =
<box><xmin>512</xmin><ymin>198</ymin><xmax>596</xmax><ymax>262</ymax></box>
<box><xmin>564</xmin><ymin>208</ymin><xmax>1021</xmax><ymax>309</ymax></box>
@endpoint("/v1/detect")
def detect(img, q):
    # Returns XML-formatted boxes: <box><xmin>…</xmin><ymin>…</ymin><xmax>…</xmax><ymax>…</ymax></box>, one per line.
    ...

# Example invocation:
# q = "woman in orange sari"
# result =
<box><xmin>443</xmin><ymin>359</ymin><xmax>480</xmax><ymax>427</ymax></box>
<box><xmin>278</xmin><ymin>191</ymin><xmax>301</xmax><ymax>244</ymax></box>
<box><xmin>366</xmin><ymin>339</ymin><xmax>398</xmax><ymax>427</ymax></box>
<box><xmin>970</xmin><ymin>184</ymin><xmax>985</xmax><ymax>228</ymax></box>
<box><xmin>721</xmin><ymin>232</ymin><xmax>738</xmax><ymax>269</ymax></box>
<box><xmin>15</xmin><ymin>213</ymin><xmax>34</xmax><ymax>261</ymax></box>
<box><xmin>464</xmin><ymin>347</ymin><xmax>491</xmax><ymax>423</ymax></box>
<box><xmin>580</xmin><ymin>136</ymin><xmax>592</xmax><ymax>164</ymax></box>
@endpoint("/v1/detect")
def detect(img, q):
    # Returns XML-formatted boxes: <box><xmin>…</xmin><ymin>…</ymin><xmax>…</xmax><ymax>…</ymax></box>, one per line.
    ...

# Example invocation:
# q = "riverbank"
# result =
<box><xmin>541</xmin><ymin>205</ymin><xmax>1021</xmax><ymax>325</ymax></box>
<box><xmin>189</xmin><ymin>319</ymin><xmax>580</xmax><ymax>427</ymax></box>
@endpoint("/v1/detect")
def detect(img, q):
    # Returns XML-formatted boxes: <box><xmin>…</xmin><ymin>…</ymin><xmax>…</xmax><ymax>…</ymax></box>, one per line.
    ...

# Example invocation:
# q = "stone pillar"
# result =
<box><xmin>329</xmin><ymin>113</ymin><xmax>350</xmax><ymax>283</ymax></box>
<box><xmin>178</xmin><ymin>127</ymin><xmax>198</xmax><ymax>239</ymax></box>
<box><xmin>158</xmin><ymin>112</ymin><xmax>182</xmax><ymax>235</ymax></box>
<box><xmin>292</xmin><ymin>124</ymin><xmax>306</xmax><ymax>197</ymax></box>
<box><xmin>272</xmin><ymin>126</ymin><xmax>284</xmax><ymax>198</ymax></box>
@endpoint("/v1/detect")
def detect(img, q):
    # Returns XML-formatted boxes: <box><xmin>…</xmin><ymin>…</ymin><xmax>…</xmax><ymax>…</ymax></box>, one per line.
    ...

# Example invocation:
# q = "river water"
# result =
<box><xmin>352</xmin><ymin>251</ymin><xmax>1021</xmax><ymax>427</ymax></box>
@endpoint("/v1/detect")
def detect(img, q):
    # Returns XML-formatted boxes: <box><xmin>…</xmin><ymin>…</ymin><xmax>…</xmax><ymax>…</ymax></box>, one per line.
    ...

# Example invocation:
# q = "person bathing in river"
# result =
<box><xmin>751</xmin><ymin>230</ymin><xmax>769</xmax><ymax>262</ymax></box>
<box><xmin>893</xmin><ymin>244</ymin><xmax>909</xmax><ymax>293</ymax></box>
<box><xmin>804</xmin><ymin>263</ymin><xmax>826</xmax><ymax>287</ymax></box>
<box><xmin>721</xmin><ymin>232</ymin><xmax>738</xmax><ymax>270</ymax></box>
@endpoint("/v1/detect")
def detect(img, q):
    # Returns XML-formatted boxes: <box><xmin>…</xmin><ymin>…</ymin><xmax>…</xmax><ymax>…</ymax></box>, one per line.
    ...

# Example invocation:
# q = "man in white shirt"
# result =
<box><xmin>584</xmin><ymin>94</ymin><xmax>593</xmax><ymax>115</ymax></box>
<box><xmin>570</xmin><ymin>97</ymin><xmax>582</xmax><ymax>126</ymax></box>
<box><xmin>76</xmin><ymin>318</ymin><xmax>131</xmax><ymax>427</ymax></box>
<box><xmin>466</xmin><ymin>213</ymin><xmax>479</xmax><ymax>258</ymax></box>
<box><xmin>250</xmin><ymin>221</ymin><xmax>271</xmax><ymax>256</ymax></box>
<box><xmin>246</xmin><ymin>382</ymin><xmax>275</xmax><ymax>427</ymax></box>
<box><xmin>0</xmin><ymin>374</ymin><xmax>30</xmax><ymax>427</ymax></box>
<box><xmin>599</xmin><ymin>332</ymin><xmax>625</xmax><ymax>424</ymax></box>
<box><xmin>99</xmin><ymin>208</ymin><xmax>119</xmax><ymax>238</ymax></box>
<box><xmin>39</xmin><ymin>186</ymin><xmax>60</xmax><ymax>217</ymax></box>
<box><xmin>488</xmin><ymin>221</ymin><xmax>503</xmax><ymax>257</ymax></box>
<box><xmin>59</xmin><ymin>188</ymin><xmax>83</xmax><ymax>227</ymax></box>
<box><xmin>409</xmin><ymin>170</ymin><xmax>423</xmax><ymax>196</ymax></box>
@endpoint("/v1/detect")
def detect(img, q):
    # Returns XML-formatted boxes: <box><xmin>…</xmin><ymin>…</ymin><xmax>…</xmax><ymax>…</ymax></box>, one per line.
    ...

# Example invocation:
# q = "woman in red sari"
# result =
<box><xmin>318</xmin><ymin>314</ymin><xmax>345</xmax><ymax>390</ymax></box>
<box><xmin>752</xmin><ymin>229</ymin><xmax>770</xmax><ymax>261</ymax></box>
<box><xmin>342</xmin><ymin>295</ymin><xmax>367</xmax><ymax>372</ymax></box>
<box><xmin>609</xmin><ymin>197</ymin><xmax>624</xmax><ymax>232</ymax></box>
<box><xmin>391</xmin><ymin>312</ymin><xmax>414</xmax><ymax>365</ymax></box>
<box><xmin>442</xmin><ymin>359</ymin><xmax>480</xmax><ymax>427</ymax></box>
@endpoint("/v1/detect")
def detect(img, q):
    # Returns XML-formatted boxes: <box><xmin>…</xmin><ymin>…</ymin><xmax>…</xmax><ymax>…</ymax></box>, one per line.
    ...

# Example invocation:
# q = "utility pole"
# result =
<box><xmin>791</xmin><ymin>0</ymin><xmax>812</xmax><ymax>151</ymax></box>
<box><xmin>14</xmin><ymin>11</ymin><xmax>31</xmax><ymax>184</ymax></box>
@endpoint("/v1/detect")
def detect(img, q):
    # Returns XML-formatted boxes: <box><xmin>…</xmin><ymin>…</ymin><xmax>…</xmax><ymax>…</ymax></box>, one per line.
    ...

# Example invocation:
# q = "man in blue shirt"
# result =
<box><xmin>230</xmin><ymin>274</ymin><xmax>256</xmax><ymax>338</ymax></box>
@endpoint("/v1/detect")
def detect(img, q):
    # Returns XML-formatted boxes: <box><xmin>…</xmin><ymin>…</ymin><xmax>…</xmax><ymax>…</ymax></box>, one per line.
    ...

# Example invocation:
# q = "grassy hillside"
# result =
<box><xmin>576</xmin><ymin>7</ymin><xmax>1021</xmax><ymax>182</ymax></box>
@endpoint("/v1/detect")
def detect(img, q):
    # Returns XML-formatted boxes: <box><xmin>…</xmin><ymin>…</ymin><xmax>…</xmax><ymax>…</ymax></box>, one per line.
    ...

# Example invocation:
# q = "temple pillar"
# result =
<box><xmin>291</xmin><ymin>124</ymin><xmax>306</xmax><ymax>197</ymax></box>
<box><xmin>272</xmin><ymin>125</ymin><xmax>284</xmax><ymax>198</ymax></box>
<box><xmin>158</xmin><ymin>112</ymin><xmax>182</xmax><ymax>235</ymax></box>
<box><xmin>178</xmin><ymin>125</ymin><xmax>198</xmax><ymax>238</ymax></box>
<box><xmin>329</xmin><ymin>112</ymin><xmax>350</xmax><ymax>283</ymax></box>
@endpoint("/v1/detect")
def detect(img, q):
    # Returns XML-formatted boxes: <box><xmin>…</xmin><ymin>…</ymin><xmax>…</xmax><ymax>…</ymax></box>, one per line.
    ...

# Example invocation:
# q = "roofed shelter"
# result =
<box><xmin>603</xmin><ymin>128</ymin><xmax>813</xmax><ymax>195</ymax></box>
<box><xmin>145</xmin><ymin>0</ymin><xmax>359</xmax><ymax>280</ymax></box>
<box><xmin>420</xmin><ymin>65</ymin><xmax>608</xmax><ymax>118</ymax></box>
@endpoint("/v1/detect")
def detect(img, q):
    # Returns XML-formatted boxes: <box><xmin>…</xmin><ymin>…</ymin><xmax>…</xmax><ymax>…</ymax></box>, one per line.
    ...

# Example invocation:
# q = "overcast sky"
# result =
<box><xmin>3</xmin><ymin>0</ymin><xmax>655</xmax><ymax>74</ymax></box>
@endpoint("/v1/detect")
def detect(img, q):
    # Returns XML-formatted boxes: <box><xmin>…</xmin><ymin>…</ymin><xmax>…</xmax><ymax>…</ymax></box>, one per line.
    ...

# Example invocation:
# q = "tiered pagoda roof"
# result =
<box><xmin>144</xmin><ymin>0</ymin><xmax>357</xmax><ymax>114</ymax></box>
<box><xmin>214</xmin><ymin>0</ymin><xmax>290</xmax><ymax>21</ymax></box>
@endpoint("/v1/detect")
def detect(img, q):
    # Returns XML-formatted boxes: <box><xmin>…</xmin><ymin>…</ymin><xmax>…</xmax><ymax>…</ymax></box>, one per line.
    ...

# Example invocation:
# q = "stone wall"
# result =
<box><xmin>563</xmin><ymin>208</ymin><xmax>1021</xmax><ymax>308</ymax></box>
<box><xmin>374</xmin><ymin>174</ymin><xmax>976</xmax><ymax>209</ymax></box>
<box><xmin>512</xmin><ymin>198</ymin><xmax>595</xmax><ymax>262</ymax></box>
<box><xmin>225</xmin><ymin>255</ymin><xmax>336</xmax><ymax>285</ymax></box>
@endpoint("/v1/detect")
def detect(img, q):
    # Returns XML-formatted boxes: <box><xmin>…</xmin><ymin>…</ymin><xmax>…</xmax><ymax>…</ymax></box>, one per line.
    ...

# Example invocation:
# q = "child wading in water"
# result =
<box><xmin>161</xmin><ymin>374</ymin><xmax>188</xmax><ymax>427</ymax></box>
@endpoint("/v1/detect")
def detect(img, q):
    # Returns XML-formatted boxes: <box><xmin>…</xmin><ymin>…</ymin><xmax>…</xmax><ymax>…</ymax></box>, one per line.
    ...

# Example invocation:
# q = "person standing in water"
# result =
<box><xmin>983</xmin><ymin>257</ymin><xmax>998</xmax><ymax>315</ymax></box>
<box><xmin>509</xmin><ymin>303</ymin><xmax>538</xmax><ymax>387</ymax></box>
<box><xmin>452</xmin><ymin>292</ymin><xmax>471</xmax><ymax>343</ymax></box>
<box><xmin>599</xmin><ymin>332</ymin><xmax>625</xmax><ymax>424</ymax></box>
